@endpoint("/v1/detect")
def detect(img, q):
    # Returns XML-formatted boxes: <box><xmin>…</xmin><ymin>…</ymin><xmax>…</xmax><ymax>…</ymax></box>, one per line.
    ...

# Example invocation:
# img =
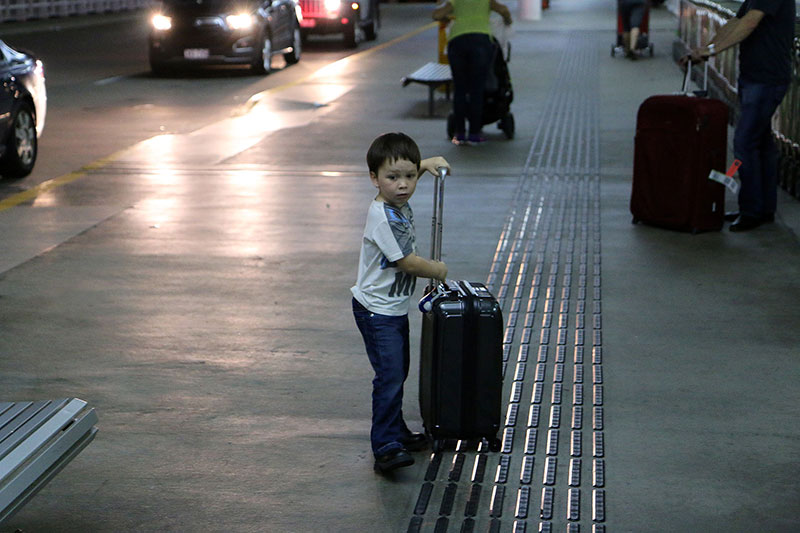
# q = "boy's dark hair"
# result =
<box><xmin>366</xmin><ymin>132</ymin><xmax>421</xmax><ymax>174</ymax></box>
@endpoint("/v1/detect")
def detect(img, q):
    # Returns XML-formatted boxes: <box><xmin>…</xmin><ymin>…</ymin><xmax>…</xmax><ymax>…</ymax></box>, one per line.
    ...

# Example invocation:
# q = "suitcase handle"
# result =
<box><xmin>681</xmin><ymin>59</ymin><xmax>709</xmax><ymax>97</ymax></box>
<box><xmin>429</xmin><ymin>166</ymin><xmax>448</xmax><ymax>262</ymax></box>
<box><xmin>419</xmin><ymin>166</ymin><xmax>449</xmax><ymax>312</ymax></box>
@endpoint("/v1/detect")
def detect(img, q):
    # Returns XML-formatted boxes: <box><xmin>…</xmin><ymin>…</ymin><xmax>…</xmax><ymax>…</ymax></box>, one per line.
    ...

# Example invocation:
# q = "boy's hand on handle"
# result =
<box><xmin>419</xmin><ymin>156</ymin><xmax>451</xmax><ymax>178</ymax></box>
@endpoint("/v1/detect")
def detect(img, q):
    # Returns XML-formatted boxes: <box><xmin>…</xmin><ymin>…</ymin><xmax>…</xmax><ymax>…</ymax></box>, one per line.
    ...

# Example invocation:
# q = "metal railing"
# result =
<box><xmin>0</xmin><ymin>0</ymin><xmax>149</xmax><ymax>22</ymax></box>
<box><xmin>677</xmin><ymin>0</ymin><xmax>800</xmax><ymax>198</ymax></box>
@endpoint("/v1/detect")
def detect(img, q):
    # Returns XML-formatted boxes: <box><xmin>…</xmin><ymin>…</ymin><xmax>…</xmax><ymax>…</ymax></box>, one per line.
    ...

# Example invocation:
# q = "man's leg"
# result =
<box><xmin>734</xmin><ymin>80</ymin><xmax>788</xmax><ymax>219</ymax></box>
<box><xmin>759</xmin><ymin>85</ymin><xmax>789</xmax><ymax>218</ymax></box>
<box><xmin>629</xmin><ymin>27</ymin><xmax>640</xmax><ymax>52</ymax></box>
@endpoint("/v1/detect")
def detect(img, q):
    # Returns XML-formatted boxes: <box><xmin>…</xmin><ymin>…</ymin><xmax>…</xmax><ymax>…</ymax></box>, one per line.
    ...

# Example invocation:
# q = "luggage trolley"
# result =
<box><xmin>612</xmin><ymin>0</ymin><xmax>655</xmax><ymax>58</ymax></box>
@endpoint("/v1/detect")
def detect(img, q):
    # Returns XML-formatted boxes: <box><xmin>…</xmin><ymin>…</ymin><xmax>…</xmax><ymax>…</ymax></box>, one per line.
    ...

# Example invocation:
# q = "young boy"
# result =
<box><xmin>351</xmin><ymin>132</ymin><xmax>450</xmax><ymax>473</ymax></box>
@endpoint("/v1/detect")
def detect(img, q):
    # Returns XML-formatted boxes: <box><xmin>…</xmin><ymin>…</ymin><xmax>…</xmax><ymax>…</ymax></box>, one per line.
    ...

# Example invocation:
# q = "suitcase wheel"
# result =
<box><xmin>432</xmin><ymin>439</ymin><xmax>445</xmax><ymax>453</ymax></box>
<box><xmin>632</xmin><ymin>216</ymin><xmax>640</xmax><ymax>225</ymax></box>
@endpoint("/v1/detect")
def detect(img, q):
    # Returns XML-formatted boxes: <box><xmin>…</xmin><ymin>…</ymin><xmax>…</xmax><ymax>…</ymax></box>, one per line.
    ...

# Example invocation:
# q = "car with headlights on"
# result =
<box><xmin>0</xmin><ymin>39</ymin><xmax>46</xmax><ymax>178</ymax></box>
<box><xmin>148</xmin><ymin>0</ymin><xmax>303</xmax><ymax>75</ymax></box>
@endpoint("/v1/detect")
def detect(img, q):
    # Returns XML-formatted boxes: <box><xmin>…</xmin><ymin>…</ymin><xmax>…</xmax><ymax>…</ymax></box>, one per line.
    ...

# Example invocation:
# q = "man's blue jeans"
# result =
<box><xmin>733</xmin><ymin>79</ymin><xmax>789</xmax><ymax>218</ymax></box>
<box><xmin>352</xmin><ymin>298</ymin><xmax>411</xmax><ymax>456</ymax></box>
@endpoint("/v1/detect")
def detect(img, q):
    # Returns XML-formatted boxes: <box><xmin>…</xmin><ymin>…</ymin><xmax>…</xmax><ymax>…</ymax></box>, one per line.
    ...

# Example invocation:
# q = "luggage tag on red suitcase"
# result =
<box><xmin>708</xmin><ymin>159</ymin><xmax>741</xmax><ymax>194</ymax></box>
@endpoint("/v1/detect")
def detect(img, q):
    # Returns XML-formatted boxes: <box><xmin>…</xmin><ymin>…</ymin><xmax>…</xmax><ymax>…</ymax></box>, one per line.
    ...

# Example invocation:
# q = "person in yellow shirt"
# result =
<box><xmin>433</xmin><ymin>0</ymin><xmax>512</xmax><ymax>145</ymax></box>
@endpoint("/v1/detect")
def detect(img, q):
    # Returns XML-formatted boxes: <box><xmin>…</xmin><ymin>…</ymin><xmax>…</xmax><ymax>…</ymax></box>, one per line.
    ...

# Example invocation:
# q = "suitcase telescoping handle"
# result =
<box><xmin>681</xmin><ymin>59</ymin><xmax>709</xmax><ymax>97</ymax></box>
<box><xmin>429</xmin><ymin>166</ymin><xmax>448</xmax><ymax>262</ymax></box>
<box><xmin>418</xmin><ymin>166</ymin><xmax>449</xmax><ymax>313</ymax></box>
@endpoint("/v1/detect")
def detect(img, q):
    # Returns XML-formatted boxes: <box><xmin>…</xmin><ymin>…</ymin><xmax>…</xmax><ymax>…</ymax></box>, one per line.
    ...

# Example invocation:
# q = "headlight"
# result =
<box><xmin>226</xmin><ymin>13</ymin><xmax>254</xmax><ymax>30</ymax></box>
<box><xmin>151</xmin><ymin>13</ymin><xmax>172</xmax><ymax>31</ymax></box>
<box><xmin>324</xmin><ymin>0</ymin><xmax>341</xmax><ymax>13</ymax></box>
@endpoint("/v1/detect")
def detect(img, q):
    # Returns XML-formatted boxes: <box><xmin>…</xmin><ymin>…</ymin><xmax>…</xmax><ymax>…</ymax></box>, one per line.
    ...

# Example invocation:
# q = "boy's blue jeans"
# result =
<box><xmin>352</xmin><ymin>298</ymin><xmax>412</xmax><ymax>456</ymax></box>
<box><xmin>733</xmin><ymin>78</ymin><xmax>789</xmax><ymax>218</ymax></box>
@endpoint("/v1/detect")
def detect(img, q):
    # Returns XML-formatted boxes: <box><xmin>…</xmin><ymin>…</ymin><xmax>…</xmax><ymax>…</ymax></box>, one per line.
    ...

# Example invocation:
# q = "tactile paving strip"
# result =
<box><xmin>408</xmin><ymin>36</ymin><xmax>605</xmax><ymax>532</ymax></box>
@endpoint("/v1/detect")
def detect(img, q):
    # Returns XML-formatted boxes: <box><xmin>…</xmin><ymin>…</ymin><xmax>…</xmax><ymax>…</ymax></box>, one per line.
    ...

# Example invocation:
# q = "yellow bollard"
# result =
<box><xmin>438</xmin><ymin>21</ymin><xmax>448</xmax><ymax>65</ymax></box>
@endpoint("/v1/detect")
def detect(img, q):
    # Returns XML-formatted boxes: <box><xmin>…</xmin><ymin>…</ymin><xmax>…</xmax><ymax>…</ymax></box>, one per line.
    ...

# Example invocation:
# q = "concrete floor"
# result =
<box><xmin>1</xmin><ymin>1</ymin><xmax>799</xmax><ymax>532</ymax></box>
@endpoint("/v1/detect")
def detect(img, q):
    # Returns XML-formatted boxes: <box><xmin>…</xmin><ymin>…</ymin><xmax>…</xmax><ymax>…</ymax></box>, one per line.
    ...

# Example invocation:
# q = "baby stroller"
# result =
<box><xmin>447</xmin><ymin>37</ymin><xmax>515</xmax><ymax>140</ymax></box>
<box><xmin>611</xmin><ymin>1</ymin><xmax>654</xmax><ymax>58</ymax></box>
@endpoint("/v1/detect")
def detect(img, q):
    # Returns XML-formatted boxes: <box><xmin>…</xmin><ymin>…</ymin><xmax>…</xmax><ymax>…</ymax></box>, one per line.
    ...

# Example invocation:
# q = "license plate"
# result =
<box><xmin>183</xmin><ymin>48</ymin><xmax>210</xmax><ymax>60</ymax></box>
<box><xmin>299</xmin><ymin>19</ymin><xmax>316</xmax><ymax>28</ymax></box>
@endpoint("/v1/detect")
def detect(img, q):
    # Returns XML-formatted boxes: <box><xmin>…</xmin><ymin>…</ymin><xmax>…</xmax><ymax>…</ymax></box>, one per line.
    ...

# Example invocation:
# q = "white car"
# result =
<box><xmin>0</xmin><ymin>39</ymin><xmax>46</xmax><ymax>178</ymax></box>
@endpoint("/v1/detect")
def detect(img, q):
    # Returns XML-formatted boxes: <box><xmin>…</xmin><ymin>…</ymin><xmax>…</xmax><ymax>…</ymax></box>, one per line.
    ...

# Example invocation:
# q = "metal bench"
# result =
<box><xmin>401</xmin><ymin>61</ymin><xmax>452</xmax><ymax>117</ymax></box>
<box><xmin>0</xmin><ymin>398</ymin><xmax>99</xmax><ymax>525</ymax></box>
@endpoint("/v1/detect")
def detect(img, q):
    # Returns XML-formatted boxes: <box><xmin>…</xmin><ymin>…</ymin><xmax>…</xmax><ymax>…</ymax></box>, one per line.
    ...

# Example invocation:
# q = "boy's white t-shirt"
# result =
<box><xmin>351</xmin><ymin>200</ymin><xmax>417</xmax><ymax>316</ymax></box>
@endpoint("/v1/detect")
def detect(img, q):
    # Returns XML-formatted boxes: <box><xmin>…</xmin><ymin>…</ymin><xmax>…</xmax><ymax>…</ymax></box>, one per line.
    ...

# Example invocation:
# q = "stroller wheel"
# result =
<box><xmin>446</xmin><ymin>112</ymin><xmax>455</xmax><ymax>139</ymax></box>
<box><xmin>500</xmin><ymin>113</ymin><xmax>515</xmax><ymax>140</ymax></box>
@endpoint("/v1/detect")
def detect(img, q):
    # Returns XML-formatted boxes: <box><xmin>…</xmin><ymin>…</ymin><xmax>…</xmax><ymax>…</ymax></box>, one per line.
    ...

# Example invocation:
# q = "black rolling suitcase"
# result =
<box><xmin>418</xmin><ymin>168</ymin><xmax>503</xmax><ymax>452</ymax></box>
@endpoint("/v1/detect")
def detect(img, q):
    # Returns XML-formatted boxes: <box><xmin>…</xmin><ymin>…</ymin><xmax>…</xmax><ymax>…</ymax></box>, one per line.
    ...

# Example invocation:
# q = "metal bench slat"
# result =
<box><xmin>0</xmin><ymin>402</ymin><xmax>35</xmax><ymax>431</ymax></box>
<box><xmin>0</xmin><ymin>400</ymin><xmax>70</xmax><ymax>460</ymax></box>
<box><xmin>0</xmin><ymin>404</ymin><xmax>14</xmax><ymax>418</ymax></box>
<box><xmin>0</xmin><ymin>399</ymin><xmax>89</xmax><ymax>481</ymax></box>
<box><xmin>401</xmin><ymin>62</ymin><xmax>453</xmax><ymax>118</ymax></box>
<box><xmin>407</xmin><ymin>62</ymin><xmax>452</xmax><ymax>83</ymax></box>
<box><xmin>0</xmin><ymin>404</ymin><xmax>98</xmax><ymax>523</ymax></box>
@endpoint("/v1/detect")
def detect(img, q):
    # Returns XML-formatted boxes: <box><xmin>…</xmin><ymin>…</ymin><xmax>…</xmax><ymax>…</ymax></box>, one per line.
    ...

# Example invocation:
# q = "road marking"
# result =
<box><xmin>0</xmin><ymin>151</ymin><xmax>125</xmax><ymax>211</ymax></box>
<box><xmin>0</xmin><ymin>22</ymin><xmax>438</xmax><ymax>213</ymax></box>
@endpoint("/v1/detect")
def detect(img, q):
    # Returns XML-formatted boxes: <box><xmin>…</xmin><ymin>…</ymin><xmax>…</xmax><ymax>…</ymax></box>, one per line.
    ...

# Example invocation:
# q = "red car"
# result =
<box><xmin>298</xmin><ymin>0</ymin><xmax>379</xmax><ymax>48</ymax></box>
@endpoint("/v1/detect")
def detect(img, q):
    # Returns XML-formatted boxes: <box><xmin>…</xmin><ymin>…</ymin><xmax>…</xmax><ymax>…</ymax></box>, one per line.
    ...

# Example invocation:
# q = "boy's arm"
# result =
<box><xmin>490</xmin><ymin>0</ymin><xmax>513</xmax><ymax>25</ymax></box>
<box><xmin>418</xmin><ymin>156</ymin><xmax>451</xmax><ymax>178</ymax></box>
<box><xmin>397</xmin><ymin>254</ymin><xmax>448</xmax><ymax>281</ymax></box>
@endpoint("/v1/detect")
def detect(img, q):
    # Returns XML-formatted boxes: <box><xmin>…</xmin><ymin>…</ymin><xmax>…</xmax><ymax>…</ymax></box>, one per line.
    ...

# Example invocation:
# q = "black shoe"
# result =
<box><xmin>374</xmin><ymin>448</ymin><xmax>414</xmax><ymax>473</ymax></box>
<box><xmin>726</xmin><ymin>211</ymin><xmax>774</xmax><ymax>223</ymax></box>
<box><xmin>401</xmin><ymin>432</ymin><xmax>429</xmax><ymax>452</ymax></box>
<box><xmin>729</xmin><ymin>215</ymin><xmax>764</xmax><ymax>232</ymax></box>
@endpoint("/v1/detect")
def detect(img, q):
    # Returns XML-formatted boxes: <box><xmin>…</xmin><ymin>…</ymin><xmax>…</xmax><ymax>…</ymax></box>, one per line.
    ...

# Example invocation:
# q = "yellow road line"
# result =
<box><xmin>0</xmin><ymin>22</ymin><xmax>439</xmax><ymax>213</ymax></box>
<box><xmin>0</xmin><ymin>151</ymin><xmax>124</xmax><ymax>211</ymax></box>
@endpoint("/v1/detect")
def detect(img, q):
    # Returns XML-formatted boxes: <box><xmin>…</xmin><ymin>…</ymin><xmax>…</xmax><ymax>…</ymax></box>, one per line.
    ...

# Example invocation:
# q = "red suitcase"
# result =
<box><xmin>630</xmin><ymin>63</ymin><xmax>729</xmax><ymax>233</ymax></box>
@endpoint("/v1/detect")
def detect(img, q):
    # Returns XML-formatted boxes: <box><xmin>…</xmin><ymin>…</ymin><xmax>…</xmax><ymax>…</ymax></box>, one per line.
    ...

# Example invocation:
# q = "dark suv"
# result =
<box><xmin>148</xmin><ymin>0</ymin><xmax>302</xmax><ymax>75</ymax></box>
<box><xmin>298</xmin><ymin>0</ymin><xmax>379</xmax><ymax>48</ymax></box>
